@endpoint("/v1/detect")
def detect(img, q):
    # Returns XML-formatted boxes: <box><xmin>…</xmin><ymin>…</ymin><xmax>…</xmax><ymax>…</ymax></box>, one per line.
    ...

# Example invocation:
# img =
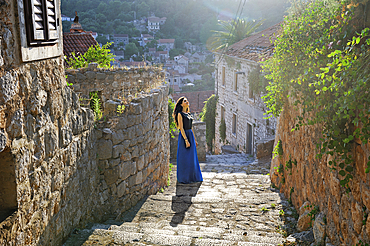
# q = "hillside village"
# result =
<box><xmin>1</xmin><ymin>0</ymin><xmax>370</xmax><ymax>246</ymax></box>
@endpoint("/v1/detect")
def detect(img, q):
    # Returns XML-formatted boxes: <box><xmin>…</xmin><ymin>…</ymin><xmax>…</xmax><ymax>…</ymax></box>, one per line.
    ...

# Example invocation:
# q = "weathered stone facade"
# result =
<box><xmin>170</xmin><ymin>121</ymin><xmax>207</xmax><ymax>162</ymax></box>
<box><xmin>270</xmin><ymin>102</ymin><xmax>370</xmax><ymax>245</ymax></box>
<box><xmin>65</xmin><ymin>65</ymin><xmax>165</xmax><ymax>107</ymax></box>
<box><xmin>214</xmin><ymin>55</ymin><xmax>276</xmax><ymax>155</ymax></box>
<box><xmin>94</xmin><ymin>85</ymin><xmax>170</xmax><ymax>218</ymax></box>
<box><xmin>0</xmin><ymin>2</ymin><xmax>170</xmax><ymax>245</ymax></box>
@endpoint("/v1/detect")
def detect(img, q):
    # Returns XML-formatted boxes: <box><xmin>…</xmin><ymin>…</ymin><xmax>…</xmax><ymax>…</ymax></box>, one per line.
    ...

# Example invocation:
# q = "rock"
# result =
<box><xmin>104</xmin><ymin>166</ymin><xmax>119</xmax><ymax>185</ymax></box>
<box><xmin>0</xmin><ymin>131</ymin><xmax>7</xmax><ymax>152</ymax></box>
<box><xmin>299</xmin><ymin>201</ymin><xmax>311</xmax><ymax>215</ymax></box>
<box><xmin>297</xmin><ymin>210</ymin><xmax>311</xmax><ymax>232</ymax></box>
<box><xmin>117</xmin><ymin>181</ymin><xmax>126</xmax><ymax>197</ymax></box>
<box><xmin>313</xmin><ymin>212</ymin><xmax>326</xmax><ymax>244</ymax></box>
<box><xmin>221</xmin><ymin>145</ymin><xmax>240</xmax><ymax>154</ymax></box>
<box><xmin>97</xmin><ymin>139</ymin><xmax>113</xmax><ymax>160</ymax></box>
<box><xmin>289</xmin><ymin>230</ymin><xmax>315</xmax><ymax>243</ymax></box>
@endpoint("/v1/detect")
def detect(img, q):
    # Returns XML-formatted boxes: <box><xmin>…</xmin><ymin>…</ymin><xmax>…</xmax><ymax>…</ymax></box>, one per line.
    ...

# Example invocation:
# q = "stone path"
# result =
<box><xmin>64</xmin><ymin>154</ymin><xmax>300</xmax><ymax>246</ymax></box>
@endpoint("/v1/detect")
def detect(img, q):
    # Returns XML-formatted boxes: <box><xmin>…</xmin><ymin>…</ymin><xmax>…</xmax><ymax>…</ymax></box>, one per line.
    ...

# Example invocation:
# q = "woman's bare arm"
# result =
<box><xmin>178</xmin><ymin>113</ymin><xmax>190</xmax><ymax>148</ymax></box>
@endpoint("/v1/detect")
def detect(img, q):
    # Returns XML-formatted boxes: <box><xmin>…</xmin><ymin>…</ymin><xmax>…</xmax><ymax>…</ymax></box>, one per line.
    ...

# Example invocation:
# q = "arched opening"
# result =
<box><xmin>0</xmin><ymin>148</ymin><xmax>17</xmax><ymax>223</ymax></box>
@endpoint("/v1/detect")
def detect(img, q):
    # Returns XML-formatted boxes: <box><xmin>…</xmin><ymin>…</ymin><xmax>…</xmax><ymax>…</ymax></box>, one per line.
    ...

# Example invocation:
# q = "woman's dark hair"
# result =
<box><xmin>172</xmin><ymin>97</ymin><xmax>189</xmax><ymax>128</ymax></box>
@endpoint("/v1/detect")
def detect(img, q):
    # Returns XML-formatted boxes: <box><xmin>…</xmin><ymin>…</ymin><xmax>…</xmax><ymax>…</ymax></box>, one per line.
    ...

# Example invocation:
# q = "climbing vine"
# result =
<box><xmin>200</xmin><ymin>95</ymin><xmax>218</xmax><ymax>152</ymax></box>
<box><xmin>247</xmin><ymin>66</ymin><xmax>269</xmax><ymax>95</ymax></box>
<box><xmin>263</xmin><ymin>0</ymin><xmax>370</xmax><ymax>188</ymax></box>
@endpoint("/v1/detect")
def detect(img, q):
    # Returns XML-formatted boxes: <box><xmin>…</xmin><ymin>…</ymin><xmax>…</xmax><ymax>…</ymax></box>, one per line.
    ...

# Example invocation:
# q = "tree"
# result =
<box><xmin>66</xmin><ymin>43</ymin><xmax>115</xmax><ymax>69</ymax></box>
<box><xmin>169</xmin><ymin>48</ymin><xmax>180</xmax><ymax>59</ymax></box>
<box><xmin>96</xmin><ymin>35</ymin><xmax>109</xmax><ymax>45</ymax></box>
<box><xmin>207</xmin><ymin>18</ymin><xmax>264</xmax><ymax>51</ymax></box>
<box><xmin>124</xmin><ymin>43</ymin><xmax>139</xmax><ymax>59</ymax></box>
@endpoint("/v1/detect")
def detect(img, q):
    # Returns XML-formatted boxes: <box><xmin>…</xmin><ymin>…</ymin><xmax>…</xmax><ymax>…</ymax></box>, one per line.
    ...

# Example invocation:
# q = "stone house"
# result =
<box><xmin>158</xmin><ymin>39</ymin><xmax>175</xmax><ymax>51</ymax></box>
<box><xmin>214</xmin><ymin>23</ymin><xmax>280</xmax><ymax>155</ymax></box>
<box><xmin>113</xmin><ymin>34</ymin><xmax>129</xmax><ymax>46</ymax></box>
<box><xmin>147</xmin><ymin>16</ymin><xmax>167</xmax><ymax>32</ymax></box>
<box><xmin>174</xmin><ymin>55</ymin><xmax>189</xmax><ymax>73</ymax></box>
<box><xmin>63</xmin><ymin>18</ymin><xmax>98</xmax><ymax>59</ymax></box>
<box><xmin>190</xmin><ymin>52</ymin><xmax>207</xmax><ymax>63</ymax></box>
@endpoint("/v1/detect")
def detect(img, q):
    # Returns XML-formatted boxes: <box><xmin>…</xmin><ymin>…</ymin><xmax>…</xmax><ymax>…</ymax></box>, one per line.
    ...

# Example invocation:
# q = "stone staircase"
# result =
<box><xmin>63</xmin><ymin>154</ymin><xmax>299</xmax><ymax>246</ymax></box>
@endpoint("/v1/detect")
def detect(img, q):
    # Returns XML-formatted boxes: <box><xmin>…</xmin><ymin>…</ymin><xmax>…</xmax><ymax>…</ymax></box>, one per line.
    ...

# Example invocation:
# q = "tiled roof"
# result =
<box><xmin>120</xmin><ymin>61</ymin><xmax>146</xmax><ymax>67</ymax></box>
<box><xmin>171</xmin><ymin>91</ymin><xmax>215</xmax><ymax>113</ymax></box>
<box><xmin>225</xmin><ymin>23</ymin><xmax>282</xmax><ymax>62</ymax></box>
<box><xmin>114</xmin><ymin>34</ymin><xmax>128</xmax><ymax>37</ymax></box>
<box><xmin>159</xmin><ymin>39</ymin><xmax>175</xmax><ymax>44</ymax></box>
<box><xmin>63</xmin><ymin>32</ymin><xmax>98</xmax><ymax>58</ymax></box>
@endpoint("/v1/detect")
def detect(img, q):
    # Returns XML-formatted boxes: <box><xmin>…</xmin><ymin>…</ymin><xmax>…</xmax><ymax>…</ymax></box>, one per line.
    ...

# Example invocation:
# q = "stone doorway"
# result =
<box><xmin>0</xmin><ymin>148</ymin><xmax>17</xmax><ymax>223</ymax></box>
<box><xmin>246</xmin><ymin>123</ymin><xmax>253</xmax><ymax>154</ymax></box>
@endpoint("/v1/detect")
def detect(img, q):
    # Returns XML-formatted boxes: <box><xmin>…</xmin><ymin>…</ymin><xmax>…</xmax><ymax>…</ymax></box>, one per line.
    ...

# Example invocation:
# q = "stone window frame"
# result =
<box><xmin>221</xmin><ymin>66</ymin><xmax>226</xmax><ymax>87</ymax></box>
<box><xmin>17</xmin><ymin>0</ymin><xmax>63</xmax><ymax>62</ymax></box>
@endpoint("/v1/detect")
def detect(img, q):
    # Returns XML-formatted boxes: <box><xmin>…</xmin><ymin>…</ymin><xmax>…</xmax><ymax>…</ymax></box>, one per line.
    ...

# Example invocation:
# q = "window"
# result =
<box><xmin>234</xmin><ymin>71</ymin><xmax>238</xmax><ymax>92</ymax></box>
<box><xmin>18</xmin><ymin>0</ymin><xmax>62</xmax><ymax>62</ymax></box>
<box><xmin>246</xmin><ymin>123</ymin><xmax>253</xmax><ymax>154</ymax></box>
<box><xmin>24</xmin><ymin>0</ymin><xmax>59</xmax><ymax>45</ymax></box>
<box><xmin>221</xmin><ymin>66</ymin><xmax>225</xmax><ymax>86</ymax></box>
<box><xmin>232</xmin><ymin>114</ymin><xmax>237</xmax><ymax>135</ymax></box>
<box><xmin>221</xmin><ymin>106</ymin><xmax>225</xmax><ymax>121</ymax></box>
<box><xmin>248</xmin><ymin>85</ymin><xmax>254</xmax><ymax>99</ymax></box>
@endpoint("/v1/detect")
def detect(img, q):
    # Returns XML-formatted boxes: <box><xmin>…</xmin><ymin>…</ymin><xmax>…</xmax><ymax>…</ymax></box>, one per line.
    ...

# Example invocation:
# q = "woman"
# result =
<box><xmin>172</xmin><ymin>97</ymin><xmax>203</xmax><ymax>184</ymax></box>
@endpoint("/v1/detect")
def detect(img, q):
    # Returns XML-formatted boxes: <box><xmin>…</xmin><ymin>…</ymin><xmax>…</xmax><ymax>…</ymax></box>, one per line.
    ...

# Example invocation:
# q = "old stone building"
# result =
<box><xmin>214</xmin><ymin>24</ymin><xmax>280</xmax><ymax>155</ymax></box>
<box><xmin>0</xmin><ymin>1</ymin><xmax>170</xmax><ymax>245</ymax></box>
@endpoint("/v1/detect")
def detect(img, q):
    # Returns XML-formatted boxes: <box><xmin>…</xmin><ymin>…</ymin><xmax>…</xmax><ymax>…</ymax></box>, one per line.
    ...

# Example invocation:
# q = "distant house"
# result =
<box><xmin>120</xmin><ymin>61</ymin><xmax>148</xmax><ymax>68</ymax></box>
<box><xmin>171</xmin><ymin>91</ymin><xmax>215</xmax><ymax>114</ymax></box>
<box><xmin>114</xmin><ymin>50</ymin><xmax>125</xmax><ymax>60</ymax></box>
<box><xmin>140</xmin><ymin>34</ymin><xmax>154</xmax><ymax>46</ymax></box>
<box><xmin>153</xmin><ymin>51</ymin><xmax>169</xmax><ymax>63</ymax></box>
<box><xmin>190</xmin><ymin>52</ymin><xmax>206</xmax><ymax>63</ymax></box>
<box><xmin>174</xmin><ymin>55</ymin><xmax>189</xmax><ymax>72</ymax></box>
<box><xmin>63</xmin><ymin>19</ymin><xmax>98</xmax><ymax>59</ymax></box>
<box><xmin>158</xmin><ymin>39</ymin><xmax>175</xmax><ymax>51</ymax></box>
<box><xmin>113</xmin><ymin>34</ymin><xmax>129</xmax><ymax>46</ymax></box>
<box><xmin>61</xmin><ymin>14</ymin><xmax>73</xmax><ymax>22</ymax></box>
<box><xmin>147</xmin><ymin>16</ymin><xmax>167</xmax><ymax>32</ymax></box>
<box><xmin>173</xmin><ymin>65</ymin><xmax>186</xmax><ymax>74</ymax></box>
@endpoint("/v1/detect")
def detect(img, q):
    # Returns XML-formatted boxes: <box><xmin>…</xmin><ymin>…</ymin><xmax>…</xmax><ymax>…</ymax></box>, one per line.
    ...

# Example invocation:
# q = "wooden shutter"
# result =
<box><xmin>46</xmin><ymin>0</ymin><xmax>58</xmax><ymax>40</ymax></box>
<box><xmin>30</xmin><ymin>0</ymin><xmax>46</xmax><ymax>40</ymax></box>
<box><xmin>24</xmin><ymin>0</ymin><xmax>59</xmax><ymax>44</ymax></box>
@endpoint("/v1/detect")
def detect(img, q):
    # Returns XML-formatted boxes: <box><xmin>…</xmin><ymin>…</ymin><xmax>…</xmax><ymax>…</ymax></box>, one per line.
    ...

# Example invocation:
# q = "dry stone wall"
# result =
<box><xmin>270</xmin><ymin>102</ymin><xmax>370</xmax><ymax>245</ymax></box>
<box><xmin>94</xmin><ymin>85</ymin><xmax>170</xmax><ymax>217</ymax></box>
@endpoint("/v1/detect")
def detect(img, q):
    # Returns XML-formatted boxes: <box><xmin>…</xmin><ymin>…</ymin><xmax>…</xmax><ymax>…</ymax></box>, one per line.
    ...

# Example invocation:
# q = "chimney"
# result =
<box><xmin>70</xmin><ymin>11</ymin><xmax>83</xmax><ymax>33</ymax></box>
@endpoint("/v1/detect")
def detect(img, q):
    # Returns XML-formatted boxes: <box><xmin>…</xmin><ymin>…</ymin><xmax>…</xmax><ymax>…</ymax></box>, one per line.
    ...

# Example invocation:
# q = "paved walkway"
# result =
<box><xmin>64</xmin><ymin>154</ymin><xmax>299</xmax><ymax>246</ymax></box>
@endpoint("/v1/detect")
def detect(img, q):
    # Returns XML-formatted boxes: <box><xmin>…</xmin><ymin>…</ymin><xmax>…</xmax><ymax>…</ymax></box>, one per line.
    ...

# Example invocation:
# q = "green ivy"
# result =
<box><xmin>89</xmin><ymin>92</ymin><xmax>102</xmax><ymax>121</ymax></box>
<box><xmin>168</xmin><ymin>99</ymin><xmax>177</xmax><ymax>138</ymax></box>
<box><xmin>219</xmin><ymin>118</ymin><xmax>226</xmax><ymax>143</ymax></box>
<box><xmin>263</xmin><ymin>0</ymin><xmax>370</xmax><ymax>188</ymax></box>
<box><xmin>200</xmin><ymin>95</ymin><xmax>218</xmax><ymax>152</ymax></box>
<box><xmin>247</xmin><ymin>66</ymin><xmax>269</xmax><ymax>95</ymax></box>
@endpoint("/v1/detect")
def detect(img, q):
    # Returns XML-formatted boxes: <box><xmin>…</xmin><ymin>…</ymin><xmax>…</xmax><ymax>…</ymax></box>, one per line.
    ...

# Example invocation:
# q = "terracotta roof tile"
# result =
<box><xmin>225</xmin><ymin>23</ymin><xmax>282</xmax><ymax>62</ymax></box>
<box><xmin>63</xmin><ymin>32</ymin><xmax>98</xmax><ymax>58</ymax></box>
<box><xmin>159</xmin><ymin>39</ymin><xmax>175</xmax><ymax>43</ymax></box>
<box><xmin>171</xmin><ymin>91</ymin><xmax>215</xmax><ymax>113</ymax></box>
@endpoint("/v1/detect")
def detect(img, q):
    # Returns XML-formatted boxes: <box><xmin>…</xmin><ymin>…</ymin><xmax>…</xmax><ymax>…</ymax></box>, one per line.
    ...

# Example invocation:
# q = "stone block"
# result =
<box><xmin>137</xmin><ymin>155</ymin><xmax>145</xmax><ymax>171</ymax></box>
<box><xmin>112</xmin><ymin>130</ymin><xmax>124</xmax><ymax>145</ymax></box>
<box><xmin>135</xmin><ymin>171</ymin><xmax>143</xmax><ymax>185</ymax></box>
<box><xmin>0</xmin><ymin>131</ymin><xmax>7</xmax><ymax>152</ymax></box>
<box><xmin>117</xmin><ymin>181</ymin><xmax>126</xmax><ymax>197</ymax></box>
<box><xmin>97</xmin><ymin>73</ymin><xmax>106</xmax><ymax>80</ymax></box>
<box><xmin>119</xmin><ymin>161</ymin><xmax>136</xmax><ymax>180</ymax></box>
<box><xmin>76</xmin><ymin>73</ymin><xmax>86</xmax><ymax>81</ymax></box>
<box><xmin>85</xmin><ymin>71</ymin><xmax>96</xmax><ymax>80</ymax></box>
<box><xmin>0</xmin><ymin>71</ymin><xmax>18</xmax><ymax>104</ymax></box>
<box><xmin>104</xmin><ymin>166</ymin><xmax>119</xmax><ymax>185</ymax></box>
<box><xmin>97</xmin><ymin>139</ymin><xmax>112</xmax><ymax>160</ymax></box>
<box><xmin>113</xmin><ymin>144</ymin><xmax>125</xmax><ymax>159</ymax></box>
<box><xmin>120</xmin><ymin>151</ymin><xmax>131</xmax><ymax>161</ymax></box>
<box><xmin>297</xmin><ymin>211</ymin><xmax>311</xmax><ymax>232</ymax></box>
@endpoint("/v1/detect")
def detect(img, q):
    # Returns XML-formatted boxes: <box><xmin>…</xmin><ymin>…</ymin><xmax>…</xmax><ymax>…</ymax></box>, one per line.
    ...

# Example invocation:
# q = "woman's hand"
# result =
<box><xmin>195</xmin><ymin>141</ymin><xmax>198</xmax><ymax>147</ymax></box>
<box><xmin>185</xmin><ymin>139</ymin><xmax>190</xmax><ymax>148</ymax></box>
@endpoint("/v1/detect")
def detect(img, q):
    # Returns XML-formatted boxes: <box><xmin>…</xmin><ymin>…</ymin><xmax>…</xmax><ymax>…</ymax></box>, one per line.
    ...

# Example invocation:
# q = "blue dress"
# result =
<box><xmin>177</xmin><ymin>112</ymin><xmax>203</xmax><ymax>184</ymax></box>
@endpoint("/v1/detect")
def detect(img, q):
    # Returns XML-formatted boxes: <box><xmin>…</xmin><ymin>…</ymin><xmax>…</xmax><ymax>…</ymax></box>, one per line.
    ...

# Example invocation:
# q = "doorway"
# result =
<box><xmin>246</xmin><ymin>123</ymin><xmax>253</xmax><ymax>155</ymax></box>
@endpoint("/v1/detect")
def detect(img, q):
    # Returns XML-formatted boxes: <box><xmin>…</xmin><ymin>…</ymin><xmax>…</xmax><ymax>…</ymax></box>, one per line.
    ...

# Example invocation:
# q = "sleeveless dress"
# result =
<box><xmin>177</xmin><ymin>112</ymin><xmax>203</xmax><ymax>184</ymax></box>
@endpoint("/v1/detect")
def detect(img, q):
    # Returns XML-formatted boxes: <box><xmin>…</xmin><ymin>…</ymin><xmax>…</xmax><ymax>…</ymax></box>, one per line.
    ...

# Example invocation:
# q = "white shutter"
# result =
<box><xmin>31</xmin><ymin>0</ymin><xmax>45</xmax><ymax>40</ymax></box>
<box><xmin>46</xmin><ymin>0</ymin><xmax>58</xmax><ymax>40</ymax></box>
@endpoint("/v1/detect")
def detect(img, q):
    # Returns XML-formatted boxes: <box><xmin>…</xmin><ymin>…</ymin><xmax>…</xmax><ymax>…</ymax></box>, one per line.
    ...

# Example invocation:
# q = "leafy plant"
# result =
<box><xmin>200</xmin><ymin>95</ymin><xmax>218</xmax><ymax>152</ymax></box>
<box><xmin>168</xmin><ymin>163</ymin><xmax>174</xmax><ymax>186</ymax></box>
<box><xmin>89</xmin><ymin>92</ymin><xmax>102</xmax><ymax>121</ymax></box>
<box><xmin>272</xmin><ymin>140</ymin><xmax>283</xmax><ymax>159</ymax></box>
<box><xmin>66</xmin><ymin>42</ymin><xmax>115</xmax><ymax>69</ymax></box>
<box><xmin>247</xmin><ymin>66</ymin><xmax>269</xmax><ymax>95</ymax></box>
<box><xmin>219</xmin><ymin>118</ymin><xmax>226</xmax><ymax>143</ymax></box>
<box><xmin>117</xmin><ymin>105</ymin><xmax>126</xmax><ymax>116</ymax></box>
<box><xmin>262</xmin><ymin>0</ymin><xmax>370</xmax><ymax>188</ymax></box>
<box><xmin>260</xmin><ymin>207</ymin><xmax>270</xmax><ymax>212</ymax></box>
<box><xmin>279</xmin><ymin>210</ymin><xmax>285</xmax><ymax>216</ymax></box>
<box><xmin>168</xmin><ymin>99</ymin><xmax>177</xmax><ymax>138</ymax></box>
<box><xmin>306</xmin><ymin>205</ymin><xmax>319</xmax><ymax>227</ymax></box>
<box><xmin>271</xmin><ymin>203</ymin><xmax>276</xmax><ymax>209</ymax></box>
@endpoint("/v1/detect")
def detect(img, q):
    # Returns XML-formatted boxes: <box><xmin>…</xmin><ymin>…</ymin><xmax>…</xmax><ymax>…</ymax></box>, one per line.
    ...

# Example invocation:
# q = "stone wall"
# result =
<box><xmin>65</xmin><ymin>64</ymin><xmax>165</xmax><ymax>108</ymax></box>
<box><xmin>169</xmin><ymin>121</ymin><xmax>207</xmax><ymax>162</ymax></box>
<box><xmin>94</xmin><ymin>85</ymin><xmax>170</xmax><ymax>217</ymax></box>
<box><xmin>270</xmin><ymin>103</ymin><xmax>370</xmax><ymax>245</ymax></box>
<box><xmin>0</xmin><ymin>2</ymin><xmax>170</xmax><ymax>245</ymax></box>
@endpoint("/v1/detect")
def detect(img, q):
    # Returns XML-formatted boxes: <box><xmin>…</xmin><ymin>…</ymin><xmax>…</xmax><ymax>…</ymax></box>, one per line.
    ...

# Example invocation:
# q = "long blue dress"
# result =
<box><xmin>177</xmin><ymin>112</ymin><xmax>203</xmax><ymax>184</ymax></box>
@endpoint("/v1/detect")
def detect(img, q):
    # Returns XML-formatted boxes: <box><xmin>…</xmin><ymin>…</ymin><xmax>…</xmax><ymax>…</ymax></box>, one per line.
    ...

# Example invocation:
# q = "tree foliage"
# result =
<box><xmin>207</xmin><ymin>18</ymin><xmax>264</xmax><ymax>51</ymax></box>
<box><xmin>66</xmin><ymin>42</ymin><xmax>114</xmax><ymax>69</ymax></box>
<box><xmin>200</xmin><ymin>95</ymin><xmax>218</xmax><ymax>152</ymax></box>
<box><xmin>263</xmin><ymin>0</ymin><xmax>370</xmax><ymax>188</ymax></box>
